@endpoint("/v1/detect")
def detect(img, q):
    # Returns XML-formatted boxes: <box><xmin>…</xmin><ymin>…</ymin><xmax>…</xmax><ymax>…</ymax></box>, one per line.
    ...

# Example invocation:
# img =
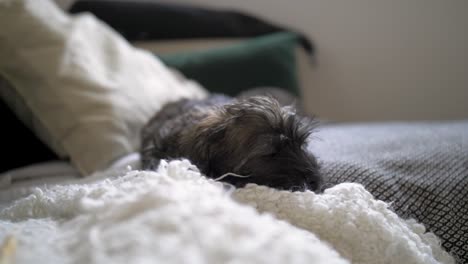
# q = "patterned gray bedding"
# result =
<box><xmin>313</xmin><ymin>121</ymin><xmax>468</xmax><ymax>263</ymax></box>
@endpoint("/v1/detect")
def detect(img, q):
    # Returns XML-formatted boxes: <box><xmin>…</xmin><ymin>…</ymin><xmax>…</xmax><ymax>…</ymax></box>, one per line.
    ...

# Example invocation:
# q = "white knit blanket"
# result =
<box><xmin>0</xmin><ymin>160</ymin><xmax>454</xmax><ymax>264</ymax></box>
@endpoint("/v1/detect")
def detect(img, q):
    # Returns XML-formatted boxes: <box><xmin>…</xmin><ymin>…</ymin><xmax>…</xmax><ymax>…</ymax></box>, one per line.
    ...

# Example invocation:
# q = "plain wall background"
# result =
<box><xmin>164</xmin><ymin>0</ymin><xmax>468</xmax><ymax>122</ymax></box>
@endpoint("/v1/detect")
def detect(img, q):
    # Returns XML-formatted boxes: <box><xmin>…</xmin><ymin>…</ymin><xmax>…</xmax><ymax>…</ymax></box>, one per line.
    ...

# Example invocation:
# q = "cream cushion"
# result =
<box><xmin>0</xmin><ymin>0</ymin><xmax>208</xmax><ymax>174</ymax></box>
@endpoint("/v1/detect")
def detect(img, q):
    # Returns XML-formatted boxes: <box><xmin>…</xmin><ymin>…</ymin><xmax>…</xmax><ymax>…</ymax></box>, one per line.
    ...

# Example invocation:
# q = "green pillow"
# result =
<box><xmin>158</xmin><ymin>32</ymin><xmax>301</xmax><ymax>96</ymax></box>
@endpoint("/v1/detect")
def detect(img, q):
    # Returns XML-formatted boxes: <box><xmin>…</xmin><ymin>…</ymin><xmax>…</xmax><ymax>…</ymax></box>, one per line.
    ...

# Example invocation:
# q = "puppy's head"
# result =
<box><xmin>181</xmin><ymin>96</ymin><xmax>322</xmax><ymax>192</ymax></box>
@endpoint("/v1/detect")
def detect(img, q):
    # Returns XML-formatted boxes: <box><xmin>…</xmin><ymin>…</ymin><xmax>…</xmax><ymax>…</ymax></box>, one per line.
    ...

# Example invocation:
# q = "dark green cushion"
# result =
<box><xmin>157</xmin><ymin>32</ymin><xmax>301</xmax><ymax>96</ymax></box>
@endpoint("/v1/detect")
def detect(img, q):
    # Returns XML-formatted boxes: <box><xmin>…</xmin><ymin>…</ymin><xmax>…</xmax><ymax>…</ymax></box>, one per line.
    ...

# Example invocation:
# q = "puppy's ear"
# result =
<box><xmin>194</xmin><ymin>109</ymin><xmax>231</xmax><ymax>142</ymax></box>
<box><xmin>178</xmin><ymin>109</ymin><xmax>232</xmax><ymax>176</ymax></box>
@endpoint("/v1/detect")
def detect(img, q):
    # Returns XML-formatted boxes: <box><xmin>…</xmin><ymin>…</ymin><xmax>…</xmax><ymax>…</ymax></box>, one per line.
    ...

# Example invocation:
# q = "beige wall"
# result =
<box><xmin>167</xmin><ymin>0</ymin><xmax>468</xmax><ymax>122</ymax></box>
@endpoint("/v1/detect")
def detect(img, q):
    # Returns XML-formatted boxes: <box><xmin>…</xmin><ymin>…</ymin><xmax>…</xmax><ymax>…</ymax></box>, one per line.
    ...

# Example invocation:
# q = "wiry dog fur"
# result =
<box><xmin>141</xmin><ymin>94</ymin><xmax>322</xmax><ymax>192</ymax></box>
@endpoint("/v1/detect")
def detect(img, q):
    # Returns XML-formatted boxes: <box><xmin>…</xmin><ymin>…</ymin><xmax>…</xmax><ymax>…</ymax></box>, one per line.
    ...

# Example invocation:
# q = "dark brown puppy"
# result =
<box><xmin>141</xmin><ymin>94</ymin><xmax>322</xmax><ymax>192</ymax></box>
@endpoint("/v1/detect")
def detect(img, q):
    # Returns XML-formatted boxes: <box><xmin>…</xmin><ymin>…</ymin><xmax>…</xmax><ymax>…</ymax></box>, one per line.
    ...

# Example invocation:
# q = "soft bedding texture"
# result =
<box><xmin>0</xmin><ymin>0</ymin><xmax>207</xmax><ymax>174</ymax></box>
<box><xmin>0</xmin><ymin>160</ymin><xmax>454</xmax><ymax>264</ymax></box>
<box><xmin>313</xmin><ymin>121</ymin><xmax>468</xmax><ymax>263</ymax></box>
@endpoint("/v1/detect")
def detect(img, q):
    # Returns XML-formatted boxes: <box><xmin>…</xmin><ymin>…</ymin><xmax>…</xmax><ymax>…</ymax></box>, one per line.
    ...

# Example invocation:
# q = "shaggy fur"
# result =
<box><xmin>141</xmin><ymin>93</ymin><xmax>322</xmax><ymax>192</ymax></box>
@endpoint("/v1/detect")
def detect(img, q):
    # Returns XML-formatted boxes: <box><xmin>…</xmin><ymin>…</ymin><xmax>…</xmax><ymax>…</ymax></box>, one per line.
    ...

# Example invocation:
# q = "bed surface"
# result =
<box><xmin>313</xmin><ymin>121</ymin><xmax>468</xmax><ymax>262</ymax></box>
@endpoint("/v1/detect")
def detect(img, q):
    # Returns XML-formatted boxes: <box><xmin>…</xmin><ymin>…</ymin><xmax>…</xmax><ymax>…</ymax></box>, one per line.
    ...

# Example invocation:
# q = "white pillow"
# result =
<box><xmin>0</xmin><ymin>0</ymin><xmax>208</xmax><ymax>175</ymax></box>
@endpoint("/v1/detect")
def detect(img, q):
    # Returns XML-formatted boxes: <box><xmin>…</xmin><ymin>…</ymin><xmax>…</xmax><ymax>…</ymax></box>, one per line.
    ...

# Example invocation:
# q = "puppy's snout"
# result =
<box><xmin>306</xmin><ymin>176</ymin><xmax>323</xmax><ymax>193</ymax></box>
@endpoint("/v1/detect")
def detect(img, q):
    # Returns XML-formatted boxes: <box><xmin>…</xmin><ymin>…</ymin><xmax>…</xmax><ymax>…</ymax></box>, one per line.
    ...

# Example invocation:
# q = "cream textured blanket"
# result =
<box><xmin>0</xmin><ymin>160</ymin><xmax>454</xmax><ymax>264</ymax></box>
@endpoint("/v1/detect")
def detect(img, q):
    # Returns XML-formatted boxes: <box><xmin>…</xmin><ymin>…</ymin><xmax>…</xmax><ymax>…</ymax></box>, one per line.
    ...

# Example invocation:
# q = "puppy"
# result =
<box><xmin>141</xmin><ymin>93</ymin><xmax>322</xmax><ymax>192</ymax></box>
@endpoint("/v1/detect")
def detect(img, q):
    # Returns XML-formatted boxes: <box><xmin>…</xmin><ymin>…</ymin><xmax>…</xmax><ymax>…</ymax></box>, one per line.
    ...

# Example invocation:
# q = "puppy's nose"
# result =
<box><xmin>307</xmin><ymin>179</ymin><xmax>323</xmax><ymax>193</ymax></box>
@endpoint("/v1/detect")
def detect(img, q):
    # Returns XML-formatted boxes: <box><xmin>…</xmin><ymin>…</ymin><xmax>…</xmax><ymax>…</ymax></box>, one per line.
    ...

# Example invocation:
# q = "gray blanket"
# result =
<box><xmin>312</xmin><ymin>121</ymin><xmax>468</xmax><ymax>263</ymax></box>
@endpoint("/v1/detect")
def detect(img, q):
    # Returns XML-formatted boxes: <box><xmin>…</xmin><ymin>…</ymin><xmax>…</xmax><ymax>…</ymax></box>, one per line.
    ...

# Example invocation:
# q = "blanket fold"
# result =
<box><xmin>0</xmin><ymin>160</ymin><xmax>454</xmax><ymax>264</ymax></box>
